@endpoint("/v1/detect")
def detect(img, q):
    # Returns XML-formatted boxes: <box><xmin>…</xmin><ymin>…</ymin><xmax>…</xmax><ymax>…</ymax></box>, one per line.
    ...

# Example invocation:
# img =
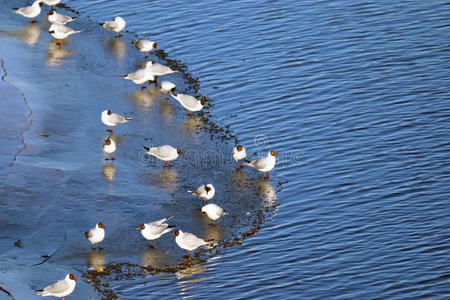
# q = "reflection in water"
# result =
<box><xmin>175</xmin><ymin>262</ymin><xmax>207</xmax><ymax>298</ymax></box>
<box><xmin>202</xmin><ymin>223</ymin><xmax>223</xmax><ymax>241</ymax></box>
<box><xmin>106</xmin><ymin>38</ymin><xmax>126</xmax><ymax>60</ymax></box>
<box><xmin>231</xmin><ymin>169</ymin><xmax>249</xmax><ymax>191</ymax></box>
<box><xmin>140</xmin><ymin>248</ymin><xmax>168</xmax><ymax>268</ymax></box>
<box><xmin>46</xmin><ymin>39</ymin><xmax>74</xmax><ymax>66</ymax></box>
<box><xmin>130</xmin><ymin>87</ymin><xmax>159</xmax><ymax>108</ymax></box>
<box><xmin>181</xmin><ymin>116</ymin><xmax>204</xmax><ymax>133</ymax></box>
<box><xmin>14</xmin><ymin>24</ymin><xmax>40</xmax><ymax>46</ymax></box>
<box><xmin>102</xmin><ymin>163</ymin><xmax>117</xmax><ymax>181</ymax></box>
<box><xmin>87</xmin><ymin>251</ymin><xmax>105</xmax><ymax>269</ymax></box>
<box><xmin>152</xmin><ymin>168</ymin><xmax>178</xmax><ymax>193</ymax></box>
<box><xmin>160</xmin><ymin>101</ymin><xmax>175</xmax><ymax>122</ymax></box>
<box><xmin>256</xmin><ymin>179</ymin><xmax>276</xmax><ymax>204</ymax></box>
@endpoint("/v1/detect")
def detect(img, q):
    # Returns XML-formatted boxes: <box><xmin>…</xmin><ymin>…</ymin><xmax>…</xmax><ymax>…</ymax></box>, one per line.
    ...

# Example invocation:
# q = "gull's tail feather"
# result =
<box><xmin>36</xmin><ymin>289</ymin><xmax>44</xmax><ymax>295</ymax></box>
<box><xmin>119</xmin><ymin>74</ymin><xmax>128</xmax><ymax>78</ymax></box>
<box><xmin>143</xmin><ymin>146</ymin><xmax>150</xmax><ymax>151</ymax></box>
<box><xmin>99</xmin><ymin>22</ymin><xmax>104</xmax><ymax>26</ymax></box>
<box><xmin>125</xmin><ymin>117</ymin><xmax>133</xmax><ymax>121</ymax></box>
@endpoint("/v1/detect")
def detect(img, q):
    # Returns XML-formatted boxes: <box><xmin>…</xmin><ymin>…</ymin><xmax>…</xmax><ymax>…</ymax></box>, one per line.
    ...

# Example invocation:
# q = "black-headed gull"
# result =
<box><xmin>100</xmin><ymin>16</ymin><xmax>126</xmax><ymax>38</ymax></box>
<box><xmin>83</xmin><ymin>222</ymin><xmax>107</xmax><ymax>251</ymax></box>
<box><xmin>13</xmin><ymin>1</ymin><xmax>43</xmax><ymax>23</ymax></box>
<box><xmin>160</xmin><ymin>81</ymin><xmax>176</xmax><ymax>94</ymax></box>
<box><xmin>170</xmin><ymin>230</ymin><xmax>207</xmax><ymax>256</ymax></box>
<box><xmin>48</xmin><ymin>23</ymin><xmax>81</xmax><ymax>46</ymax></box>
<box><xmin>137</xmin><ymin>216</ymin><xmax>174</xmax><ymax>248</ymax></box>
<box><xmin>36</xmin><ymin>273</ymin><xmax>77</xmax><ymax>299</ymax></box>
<box><xmin>246</xmin><ymin>150</ymin><xmax>279</xmax><ymax>178</ymax></box>
<box><xmin>148</xmin><ymin>61</ymin><xmax>177</xmax><ymax>84</ymax></box>
<box><xmin>43</xmin><ymin>0</ymin><xmax>61</xmax><ymax>9</ymax></box>
<box><xmin>232</xmin><ymin>145</ymin><xmax>247</xmax><ymax>171</ymax></box>
<box><xmin>170</xmin><ymin>93</ymin><xmax>208</xmax><ymax>116</ymax></box>
<box><xmin>48</xmin><ymin>9</ymin><xmax>76</xmax><ymax>25</ymax></box>
<box><xmin>132</xmin><ymin>39</ymin><xmax>157</xmax><ymax>57</ymax></box>
<box><xmin>143</xmin><ymin>145</ymin><xmax>183</xmax><ymax>168</ymax></box>
<box><xmin>101</xmin><ymin>110</ymin><xmax>132</xmax><ymax>133</ymax></box>
<box><xmin>188</xmin><ymin>184</ymin><xmax>215</xmax><ymax>205</ymax></box>
<box><xmin>120</xmin><ymin>61</ymin><xmax>155</xmax><ymax>89</ymax></box>
<box><xmin>102</xmin><ymin>137</ymin><xmax>116</xmax><ymax>161</ymax></box>
<box><xmin>201</xmin><ymin>203</ymin><xmax>227</xmax><ymax>226</ymax></box>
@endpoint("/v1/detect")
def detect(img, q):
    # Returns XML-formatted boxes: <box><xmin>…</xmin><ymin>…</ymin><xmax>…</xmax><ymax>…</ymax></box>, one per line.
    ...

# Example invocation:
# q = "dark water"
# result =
<box><xmin>1</xmin><ymin>0</ymin><xmax>450</xmax><ymax>299</ymax></box>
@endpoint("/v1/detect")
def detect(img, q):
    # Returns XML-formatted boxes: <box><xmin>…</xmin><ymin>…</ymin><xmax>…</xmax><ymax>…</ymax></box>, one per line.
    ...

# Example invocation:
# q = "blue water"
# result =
<box><xmin>2</xmin><ymin>0</ymin><xmax>450</xmax><ymax>299</ymax></box>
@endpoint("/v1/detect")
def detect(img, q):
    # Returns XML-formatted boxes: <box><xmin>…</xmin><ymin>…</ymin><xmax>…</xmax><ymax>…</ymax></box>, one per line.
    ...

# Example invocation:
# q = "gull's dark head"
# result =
<box><xmin>237</xmin><ymin>145</ymin><xmax>243</xmax><ymax>151</ymax></box>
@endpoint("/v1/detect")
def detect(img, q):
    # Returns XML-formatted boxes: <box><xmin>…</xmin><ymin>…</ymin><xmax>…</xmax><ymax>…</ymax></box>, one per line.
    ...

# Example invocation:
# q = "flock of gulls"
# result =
<box><xmin>12</xmin><ymin>1</ymin><xmax>279</xmax><ymax>298</ymax></box>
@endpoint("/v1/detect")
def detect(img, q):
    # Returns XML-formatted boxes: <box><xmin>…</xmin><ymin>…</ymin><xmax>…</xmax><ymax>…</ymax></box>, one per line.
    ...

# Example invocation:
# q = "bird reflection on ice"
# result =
<box><xmin>102</xmin><ymin>163</ymin><xmax>117</xmax><ymax>181</ymax></box>
<box><xmin>87</xmin><ymin>251</ymin><xmax>105</xmax><ymax>269</ymax></box>
<box><xmin>181</xmin><ymin>115</ymin><xmax>204</xmax><ymax>133</ymax></box>
<box><xmin>46</xmin><ymin>39</ymin><xmax>74</xmax><ymax>66</ymax></box>
<box><xmin>256</xmin><ymin>179</ymin><xmax>277</xmax><ymax>204</ymax></box>
<box><xmin>14</xmin><ymin>24</ymin><xmax>40</xmax><ymax>46</ymax></box>
<box><xmin>152</xmin><ymin>168</ymin><xmax>178</xmax><ymax>193</ymax></box>
<box><xmin>160</xmin><ymin>101</ymin><xmax>175</xmax><ymax>122</ymax></box>
<box><xmin>140</xmin><ymin>248</ymin><xmax>168</xmax><ymax>268</ymax></box>
<box><xmin>106</xmin><ymin>38</ymin><xmax>126</xmax><ymax>60</ymax></box>
<box><xmin>130</xmin><ymin>86</ymin><xmax>160</xmax><ymax>108</ymax></box>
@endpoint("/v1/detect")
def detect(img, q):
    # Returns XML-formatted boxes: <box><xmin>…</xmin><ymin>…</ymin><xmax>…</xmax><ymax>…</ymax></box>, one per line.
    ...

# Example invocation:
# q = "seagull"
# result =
<box><xmin>83</xmin><ymin>222</ymin><xmax>107</xmax><ymax>250</ymax></box>
<box><xmin>43</xmin><ymin>0</ymin><xmax>61</xmax><ymax>10</ymax></box>
<box><xmin>36</xmin><ymin>273</ymin><xmax>77</xmax><ymax>300</ymax></box>
<box><xmin>160</xmin><ymin>81</ymin><xmax>176</xmax><ymax>94</ymax></box>
<box><xmin>48</xmin><ymin>9</ymin><xmax>76</xmax><ymax>25</ymax></box>
<box><xmin>170</xmin><ymin>230</ymin><xmax>207</xmax><ymax>256</ymax></box>
<box><xmin>48</xmin><ymin>23</ymin><xmax>81</xmax><ymax>46</ymax></box>
<box><xmin>201</xmin><ymin>203</ymin><xmax>227</xmax><ymax>226</ymax></box>
<box><xmin>102</xmin><ymin>136</ymin><xmax>116</xmax><ymax>160</ymax></box>
<box><xmin>120</xmin><ymin>61</ymin><xmax>155</xmax><ymax>89</ymax></box>
<box><xmin>100</xmin><ymin>16</ymin><xmax>126</xmax><ymax>38</ymax></box>
<box><xmin>143</xmin><ymin>145</ymin><xmax>183</xmax><ymax>168</ymax></box>
<box><xmin>101</xmin><ymin>110</ymin><xmax>132</xmax><ymax>133</ymax></box>
<box><xmin>148</xmin><ymin>61</ymin><xmax>177</xmax><ymax>85</ymax></box>
<box><xmin>132</xmin><ymin>39</ymin><xmax>157</xmax><ymax>57</ymax></box>
<box><xmin>246</xmin><ymin>150</ymin><xmax>279</xmax><ymax>178</ymax></box>
<box><xmin>137</xmin><ymin>216</ymin><xmax>174</xmax><ymax>248</ymax></box>
<box><xmin>188</xmin><ymin>184</ymin><xmax>215</xmax><ymax>205</ymax></box>
<box><xmin>232</xmin><ymin>145</ymin><xmax>247</xmax><ymax>171</ymax></box>
<box><xmin>170</xmin><ymin>93</ymin><xmax>208</xmax><ymax>116</ymax></box>
<box><xmin>13</xmin><ymin>1</ymin><xmax>43</xmax><ymax>23</ymax></box>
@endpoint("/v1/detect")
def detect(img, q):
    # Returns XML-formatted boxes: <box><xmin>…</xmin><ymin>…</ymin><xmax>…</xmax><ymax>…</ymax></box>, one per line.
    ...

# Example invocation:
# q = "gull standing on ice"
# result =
<box><xmin>43</xmin><ymin>0</ymin><xmax>61</xmax><ymax>10</ymax></box>
<box><xmin>170</xmin><ymin>93</ymin><xmax>208</xmax><ymax>116</ymax></box>
<box><xmin>188</xmin><ymin>184</ymin><xmax>215</xmax><ymax>205</ymax></box>
<box><xmin>120</xmin><ymin>61</ymin><xmax>155</xmax><ymax>89</ymax></box>
<box><xmin>202</xmin><ymin>203</ymin><xmax>227</xmax><ymax>226</ymax></box>
<box><xmin>48</xmin><ymin>9</ymin><xmax>76</xmax><ymax>25</ymax></box>
<box><xmin>160</xmin><ymin>81</ymin><xmax>176</xmax><ymax>94</ymax></box>
<box><xmin>13</xmin><ymin>1</ymin><xmax>43</xmax><ymax>23</ymax></box>
<box><xmin>36</xmin><ymin>273</ymin><xmax>77</xmax><ymax>299</ymax></box>
<box><xmin>100</xmin><ymin>16</ymin><xmax>126</xmax><ymax>38</ymax></box>
<box><xmin>148</xmin><ymin>61</ymin><xmax>177</xmax><ymax>84</ymax></box>
<box><xmin>102</xmin><ymin>136</ymin><xmax>116</xmax><ymax>160</ymax></box>
<box><xmin>137</xmin><ymin>216</ymin><xmax>174</xmax><ymax>248</ymax></box>
<box><xmin>232</xmin><ymin>145</ymin><xmax>247</xmax><ymax>171</ymax></box>
<box><xmin>143</xmin><ymin>145</ymin><xmax>183</xmax><ymax>168</ymax></box>
<box><xmin>83</xmin><ymin>222</ymin><xmax>107</xmax><ymax>250</ymax></box>
<box><xmin>132</xmin><ymin>39</ymin><xmax>157</xmax><ymax>57</ymax></box>
<box><xmin>246</xmin><ymin>150</ymin><xmax>279</xmax><ymax>178</ymax></box>
<box><xmin>48</xmin><ymin>23</ymin><xmax>81</xmax><ymax>45</ymax></box>
<box><xmin>101</xmin><ymin>109</ymin><xmax>132</xmax><ymax>133</ymax></box>
<box><xmin>171</xmin><ymin>230</ymin><xmax>208</xmax><ymax>256</ymax></box>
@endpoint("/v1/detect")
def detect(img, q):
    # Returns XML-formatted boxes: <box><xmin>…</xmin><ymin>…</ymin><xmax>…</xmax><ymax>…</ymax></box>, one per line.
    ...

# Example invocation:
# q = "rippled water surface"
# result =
<box><xmin>1</xmin><ymin>0</ymin><xmax>450</xmax><ymax>299</ymax></box>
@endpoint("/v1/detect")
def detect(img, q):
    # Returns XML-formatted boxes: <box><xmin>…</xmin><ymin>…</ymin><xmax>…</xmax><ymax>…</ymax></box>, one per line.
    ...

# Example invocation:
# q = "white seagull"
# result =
<box><xmin>101</xmin><ymin>110</ymin><xmax>132</xmax><ymax>133</ymax></box>
<box><xmin>148</xmin><ymin>61</ymin><xmax>177</xmax><ymax>82</ymax></box>
<box><xmin>232</xmin><ymin>145</ymin><xmax>247</xmax><ymax>171</ymax></box>
<box><xmin>100</xmin><ymin>16</ymin><xmax>126</xmax><ymax>38</ymax></box>
<box><xmin>13</xmin><ymin>1</ymin><xmax>43</xmax><ymax>23</ymax></box>
<box><xmin>132</xmin><ymin>39</ymin><xmax>157</xmax><ymax>57</ymax></box>
<box><xmin>188</xmin><ymin>184</ymin><xmax>215</xmax><ymax>204</ymax></box>
<box><xmin>137</xmin><ymin>216</ymin><xmax>174</xmax><ymax>248</ymax></box>
<box><xmin>48</xmin><ymin>23</ymin><xmax>81</xmax><ymax>45</ymax></box>
<box><xmin>246</xmin><ymin>150</ymin><xmax>279</xmax><ymax>178</ymax></box>
<box><xmin>171</xmin><ymin>230</ymin><xmax>208</xmax><ymax>256</ymax></box>
<box><xmin>143</xmin><ymin>145</ymin><xmax>183</xmax><ymax>168</ymax></box>
<box><xmin>48</xmin><ymin>9</ymin><xmax>76</xmax><ymax>25</ymax></box>
<box><xmin>202</xmin><ymin>203</ymin><xmax>227</xmax><ymax>226</ymax></box>
<box><xmin>43</xmin><ymin>0</ymin><xmax>61</xmax><ymax>9</ymax></box>
<box><xmin>102</xmin><ymin>136</ymin><xmax>116</xmax><ymax>160</ymax></box>
<box><xmin>160</xmin><ymin>81</ymin><xmax>176</xmax><ymax>94</ymax></box>
<box><xmin>36</xmin><ymin>273</ymin><xmax>77</xmax><ymax>299</ymax></box>
<box><xmin>83</xmin><ymin>222</ymin><xmax>107</xmax><ymax>250</ymax></box>
<box><xmin>120</xmin><ymin>61</ymin><xmax>155</xmax><ymax>89</ymax></box>
<box><xmin>170</xmin><ymin>93</ymin><xmax>208</xmax><ymax>116</ymax></box>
